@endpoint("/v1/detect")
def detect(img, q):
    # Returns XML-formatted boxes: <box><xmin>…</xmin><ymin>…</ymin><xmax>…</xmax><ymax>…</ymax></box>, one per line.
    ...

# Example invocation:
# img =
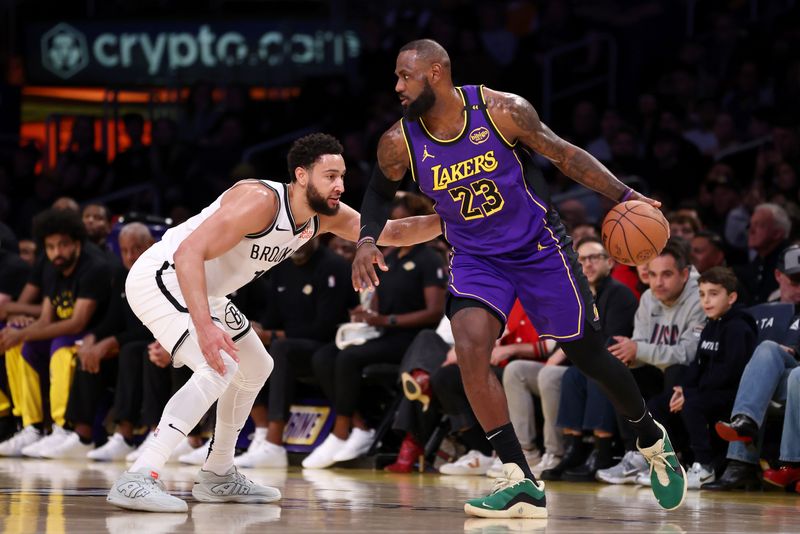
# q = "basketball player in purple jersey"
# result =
<box><xmin>353</xmin><ymin>39</ymin><xmax>687</xmax><ymax>518</ymax></box>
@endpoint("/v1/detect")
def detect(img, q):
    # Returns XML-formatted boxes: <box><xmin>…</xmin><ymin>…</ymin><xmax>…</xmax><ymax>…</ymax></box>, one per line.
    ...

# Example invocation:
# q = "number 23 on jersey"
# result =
<box><xmin>448</xmin><ymin>178</ymin><xmax>505</xmax><ymax>221</ymax></box>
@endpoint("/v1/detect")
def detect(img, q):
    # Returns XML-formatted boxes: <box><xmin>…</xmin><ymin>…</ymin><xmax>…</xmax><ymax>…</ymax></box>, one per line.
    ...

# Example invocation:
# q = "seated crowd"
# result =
<box><xmin>0</xmin><ymin>191</ymin><xmax>798</xmax><ymax>497</ymax></box>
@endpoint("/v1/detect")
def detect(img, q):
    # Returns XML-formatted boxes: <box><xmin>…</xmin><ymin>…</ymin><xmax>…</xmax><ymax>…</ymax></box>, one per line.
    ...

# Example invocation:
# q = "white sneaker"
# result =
<box><xmin>21</xmin><ymin>425</ymin><xmax>69</xmax><ymax>458</ymax></box>
<box><xmin>635</xmin><ymin>471</ymin><xmax>652</xmax><ymax>486</ymax></box>
<box><xmin>487</xmin><ymin>449</ymin><xmax>542</xmax><ymax>478</ymax></box>
<box><xmin>125</xmin><ymin>432</ymin><xmax>155</xmax><ymax>462</ymax></box>
<box><xmin>178</xmin><ymin>440</ymin><xmax>210</xmax><ymax>465</ymax></box>
<box><xmin>486</xmin><ymin>456</ymin><xmax>504</xmax><ymax>478</ymax></box>
<box><xmin>332</xmin><ymin>427</ymin><xmax>376</xmax><ymax>462</ymax></box>
<box><xmin>301</xmin><ymin>433</ymin><xmax>348</xmax><ymax>469</ymax></box>
<box><xmin>596</xmin><ymin>450</ymin><xmax>649</xmax><ymax>484</ymax></box>
<box><xmin>234</xmin><ymin>440</ymin><xmax>288</xmax><ymax>468</ymax></box>
<box><xmin>88</xmin><ymin>433</ymin><xmax>135</xmax><ymax>461</ymax></box>
<box><xmin>686</xmin><ymin>462</ymin><xmax>715</xmax><ymax>489</ymax></box>
<box><xmin>107</xmin><ymin>468</ymin><xmax>188</xmax><ymax>512</ymax></box>
<box><xmin>192</xmin><ymin>466</ymin><xmax>281</xmax><ymax>503</ymax></box>
<box><xmin>169</xmin><ymin>437</ymin><xmax>194</xmax><ymax>463</ymax></box>
<box><xmin>532</xmin><ymin>452</ymin><xmax>562</xmax><ymax>478</ymax></box>
<box><xmin>40</xmin><ymin>431</ymin><xmax>93</xmax><ymax>459</ymax></box>
<box><xmin>0</xmin><ymin>426</ymin><xmax>36</xmax><ymax>456</ymax></box>
<box><xmin>439</xmin><ymin>450</ymin><xmax>493</xmax><ymax>475</ymax></box>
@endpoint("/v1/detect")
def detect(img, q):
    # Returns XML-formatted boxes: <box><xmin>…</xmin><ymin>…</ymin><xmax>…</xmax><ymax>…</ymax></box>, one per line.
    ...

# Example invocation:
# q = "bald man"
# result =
<box><xmin>353</xmin><ymin>38</ymin><xmax>686</xmax><ymax>518</ymax></box>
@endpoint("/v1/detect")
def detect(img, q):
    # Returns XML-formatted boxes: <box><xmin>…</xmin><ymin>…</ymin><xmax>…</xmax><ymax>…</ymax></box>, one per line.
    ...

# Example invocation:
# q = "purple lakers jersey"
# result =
<box><xmin>401</xmin><ymin>85</ymin><xmax>548</xmax><ymax>255</ymax></box>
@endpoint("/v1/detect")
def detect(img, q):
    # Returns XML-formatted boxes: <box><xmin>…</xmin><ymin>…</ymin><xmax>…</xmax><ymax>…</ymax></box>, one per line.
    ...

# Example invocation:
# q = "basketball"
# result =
<box><xmin>601</xmin><ymin>200</ymin><xmax>669</xmax><ymax>266</ymax></box>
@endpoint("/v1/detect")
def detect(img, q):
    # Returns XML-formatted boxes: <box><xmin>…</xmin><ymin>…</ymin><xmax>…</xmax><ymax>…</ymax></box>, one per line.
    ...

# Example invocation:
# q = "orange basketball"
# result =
<box><xmin>601</xmin><ymin>200</ymin><xmax>669</xmax><ymax>266</ymax></box>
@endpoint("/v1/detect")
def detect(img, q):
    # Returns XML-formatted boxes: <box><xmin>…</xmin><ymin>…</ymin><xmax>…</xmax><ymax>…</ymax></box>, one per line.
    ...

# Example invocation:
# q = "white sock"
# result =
<box><xmin>203</xmin><ymin>330</ymin><xmax>273</xmax><ymax>475</ymax></box>
<box><xmin>254</xmin><ymin>427</ymin><xmax>267</xmax><ymax>443</ymax></box>
<box><xmin>131</xmin><ymin>340</ymin><xmax>236</xmax><ymax>474</ymax></box>
<box><xmin>203</xmin><ymin>382</ymin><xmax>260</xmax><ymax>475</ymax></box>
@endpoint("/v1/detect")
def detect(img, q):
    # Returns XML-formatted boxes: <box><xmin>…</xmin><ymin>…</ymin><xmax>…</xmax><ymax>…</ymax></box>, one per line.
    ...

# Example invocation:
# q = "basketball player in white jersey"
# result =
<box><xmin>107</xmin><ymin>133</ymin><xmax>442</xmax><ymax>512</ymax></box>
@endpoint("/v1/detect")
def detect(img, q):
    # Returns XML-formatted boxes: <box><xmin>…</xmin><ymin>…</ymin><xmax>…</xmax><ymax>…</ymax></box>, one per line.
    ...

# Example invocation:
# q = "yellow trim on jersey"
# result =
<box><xmin>513</xmin><ymin>150</ymin><xmax>548</xmax><ymax>214</ymax></box>
<box><xmin>399</xmin><ymin>118</ymin><xmax>417</xmax><ymax>183</ymax></box>
<box><xmin>448</xmin><ymin>251</ymin><xmax>509</xmax><ymax>323</ymax></box>
<box><xmin>536</xmin><ymin>222</ymin><xmax>584</xmax><ymax>340</ymax></box>
<box><xmin>479</xmin><ymin>85</ymin><xmax>517</xmax><ymax>149</ymax></box>
<box><xmin>419</xmin><ymin>87</ymin><xmax>468</xmax><ymax>143</ymax></box>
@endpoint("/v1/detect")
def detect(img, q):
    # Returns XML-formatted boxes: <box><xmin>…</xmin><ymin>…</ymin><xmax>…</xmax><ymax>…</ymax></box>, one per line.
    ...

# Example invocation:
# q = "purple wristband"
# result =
<box><xmin>357</xmin><ymin>236</ymin><xmax>376</xmax><ymax>249</ymax></box>
<box><xmin>620</xmin><ymin>188</ymin><xmax>635</xmax><ymax>202</ymax></box>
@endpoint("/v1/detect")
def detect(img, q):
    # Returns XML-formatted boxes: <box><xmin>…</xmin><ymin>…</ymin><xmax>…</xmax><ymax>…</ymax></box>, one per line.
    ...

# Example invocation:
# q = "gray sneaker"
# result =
<box><xmin>107</xmin><ymin>469</ymin><xmax>188</xmax><ymax>512</ymax></box>
<box><xmin>595</xmin><ymin>450</ymin><xmax>649</xmax><ymax>485</ymax></box>
<box><xmin>192</xmin><ymin>466</ymin><xmax>282</xmax><ymax>503</ymax></box>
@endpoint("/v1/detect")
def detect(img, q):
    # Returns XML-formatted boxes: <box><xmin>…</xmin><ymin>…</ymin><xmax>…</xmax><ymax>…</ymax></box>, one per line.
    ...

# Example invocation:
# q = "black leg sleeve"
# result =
<box><xmin>560</xmin><ymin>323</ymin><xmax>649</xmax><ymax>421</ymax></box>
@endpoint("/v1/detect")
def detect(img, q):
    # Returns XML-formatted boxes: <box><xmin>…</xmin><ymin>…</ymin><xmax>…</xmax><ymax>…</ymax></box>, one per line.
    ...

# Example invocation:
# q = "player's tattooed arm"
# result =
<box><xmin>486</xmin><ymin>89</ymin><xmax>631</xmax><ymax>203</ymax></box>
<box><xmin>377</xmin><ymin>122</ymin><xmax>411</xmax><ymax>181</ymax></box>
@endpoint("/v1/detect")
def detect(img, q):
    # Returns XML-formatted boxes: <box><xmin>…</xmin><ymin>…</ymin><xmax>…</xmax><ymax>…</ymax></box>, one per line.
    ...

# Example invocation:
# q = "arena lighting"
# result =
<box><xmin>22</xmin><ymin>87</ymin><xmax>299</xmax><ymax>103</ymax></box>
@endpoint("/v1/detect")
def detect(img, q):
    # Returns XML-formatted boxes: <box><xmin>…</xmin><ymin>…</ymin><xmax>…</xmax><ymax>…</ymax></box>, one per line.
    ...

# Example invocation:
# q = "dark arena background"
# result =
<box><xmin>0</xmin><ymin>1</ymin><xmax>799</xmax><ymax>533</ymax></box>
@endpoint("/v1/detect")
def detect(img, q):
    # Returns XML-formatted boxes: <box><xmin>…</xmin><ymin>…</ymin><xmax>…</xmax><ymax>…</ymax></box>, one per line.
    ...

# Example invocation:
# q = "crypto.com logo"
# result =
<box><xmin>41</xmin><ymin>23</ymin><xmax>89</xmax><ymax>79</ymax></box>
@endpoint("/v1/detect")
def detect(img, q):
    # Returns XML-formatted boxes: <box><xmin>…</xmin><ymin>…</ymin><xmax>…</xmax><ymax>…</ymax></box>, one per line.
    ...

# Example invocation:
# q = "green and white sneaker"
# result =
<box><xmin>463</xmin><ymin>463</ymin><xmax>547</xmax><ymax>519</ymax></box>
<box><xmin>637</xmin><ymin>421</ymin><xmax>687</xmax><ymax>510</ymax></box>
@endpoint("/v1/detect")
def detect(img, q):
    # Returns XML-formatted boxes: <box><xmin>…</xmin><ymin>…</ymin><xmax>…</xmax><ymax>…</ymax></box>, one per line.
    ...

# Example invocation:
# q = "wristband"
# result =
<box><xmin>619</xmin><ymin>188</ymin><xmax>635</xmax><ymax>202</ymax></box>
<box><xmin>357</xmin><ymin>236</ymin><xmax>376</xmax><ymax>249</ymax></box>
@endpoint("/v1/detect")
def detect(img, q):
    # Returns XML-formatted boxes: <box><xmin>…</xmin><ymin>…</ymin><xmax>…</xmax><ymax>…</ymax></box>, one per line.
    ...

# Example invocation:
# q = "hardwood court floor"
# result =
<box><xmin>0</xmin><ymin>458</ymin><xmax>797</xmax><ymax>533</ymax></box>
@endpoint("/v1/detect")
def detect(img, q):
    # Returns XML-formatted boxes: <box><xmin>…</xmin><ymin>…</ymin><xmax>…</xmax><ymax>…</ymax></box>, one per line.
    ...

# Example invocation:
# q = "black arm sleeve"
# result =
<box><xmin>359</xmin><ymin>164</ymin><xmax>401</xmax><ymax>240</ymax></box>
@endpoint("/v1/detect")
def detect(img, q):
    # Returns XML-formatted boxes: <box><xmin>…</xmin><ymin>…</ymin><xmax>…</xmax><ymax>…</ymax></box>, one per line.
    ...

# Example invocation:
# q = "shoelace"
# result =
<box><xmin>142</xmin><ymin>475</ymin><xmax>168</xmax><ymax>493</ymax></box>
<box><xmin>646</xmin><ymin>443</ymin><xmax>676</xmax><ymax>486</ymax></box>
<box><xmin>490</xmin><ymin>474</ymin><xmax>514</xmax><ymax>495</ymax></box>
<box><xmin>228</xmin><ymin>468</ymin><xmax>251</xmax><ymax>486</ymax></box>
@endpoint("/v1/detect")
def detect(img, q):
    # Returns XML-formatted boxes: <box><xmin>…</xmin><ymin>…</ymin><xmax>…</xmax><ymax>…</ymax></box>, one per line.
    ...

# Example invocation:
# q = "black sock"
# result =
<box><xmin>33</xmin><ymin>422</ymin><xmax>44</xmax><ymax>432</ymax></box>
<box><xmin>123</xmin><ymin>436</ymin><xmax>136</xmax><ymax>447</ymax></box>
<box><xmin>459</xmin><ymin>425</ymin><xmax>494</xmax><ymax>456</ymax></box>
<box><xmin>596</xmin><ymin>436</ymin><xmax>613</xmax><ymax>465</ymax></box>
<box><xmin>486</xmin><ymin>423</ymin><xmax>536</xmax><ymax>481</ymax></box>
<box><xmin>627</xmin><ymin>405</ymin><xmax>662</xmax><ymax>448</ymax></box>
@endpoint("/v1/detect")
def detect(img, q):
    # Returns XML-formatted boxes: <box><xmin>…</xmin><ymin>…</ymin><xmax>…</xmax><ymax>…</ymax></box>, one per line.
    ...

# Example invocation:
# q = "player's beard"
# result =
<box><xmin>51</xmin><ymin>250</ymin><xmax>78</xmax><ymax>273</ymax></box>
<box><xmin>403</xmin><ymin>80</ymin><xmax>436</xmax><ymax>121</ymax></box>
<box><xmin>306</xmin><ymin>180</ymin><xmax>340</xmax><ymax>216</ymax></box>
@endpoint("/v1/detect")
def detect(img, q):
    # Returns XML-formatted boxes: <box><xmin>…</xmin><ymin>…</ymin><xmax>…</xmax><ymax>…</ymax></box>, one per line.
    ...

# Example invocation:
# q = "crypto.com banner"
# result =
<box><xmin>26</xmin><ymin>21</ymin><xmax>361</xmax><ymax>85</ymax></box>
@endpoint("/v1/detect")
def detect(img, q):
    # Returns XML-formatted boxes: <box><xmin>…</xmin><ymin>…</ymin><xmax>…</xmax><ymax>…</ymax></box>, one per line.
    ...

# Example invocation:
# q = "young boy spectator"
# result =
<box><xmin>648</xmin><ymin>267</ymin><xmax>757</xmax><ymax>488</ymax></box>
<box><xmin>706</xmin><ymin>245</ymin><xmax>800</xmax><ymax>490</ymax></box>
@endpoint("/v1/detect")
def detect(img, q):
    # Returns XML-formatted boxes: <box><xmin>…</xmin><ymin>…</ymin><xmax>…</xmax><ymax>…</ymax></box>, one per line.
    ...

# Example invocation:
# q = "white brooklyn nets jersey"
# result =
<box><xmin>158</xmin><ymin>179</ymin><xmax>319</xmax><ymax>297</ymax></box>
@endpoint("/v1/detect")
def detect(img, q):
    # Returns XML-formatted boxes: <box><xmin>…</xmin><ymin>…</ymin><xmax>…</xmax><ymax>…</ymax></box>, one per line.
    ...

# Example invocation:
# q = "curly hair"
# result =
<box><xmin>33</xmin><ymin>208</ymin><xmax>86</xmax><ymax>243</ymax></box>
<box><xmin>286</xmin><ymin>133</ymin><xmax>344</xmax><ymax>181</ymax></box>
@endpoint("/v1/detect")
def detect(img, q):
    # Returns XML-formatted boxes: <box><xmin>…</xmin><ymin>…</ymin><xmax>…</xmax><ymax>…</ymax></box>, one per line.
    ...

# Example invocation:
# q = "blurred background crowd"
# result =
<box><xmin>0</xmin><ymin>0</ymin><xmax>799</xmax><ymax>495</ymax></box>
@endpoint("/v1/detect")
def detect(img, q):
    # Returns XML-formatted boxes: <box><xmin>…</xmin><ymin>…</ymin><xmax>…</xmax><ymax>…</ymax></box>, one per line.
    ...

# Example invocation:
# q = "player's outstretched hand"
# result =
<box><xmin>197</xmin><ymin>323</ymin><xmax>239</xmax><ymax>375</ymax></box>
<box><xmin>352</xmin><ymin>241</ymin><xmax>387</xmax><ymax>292</ymax></box>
